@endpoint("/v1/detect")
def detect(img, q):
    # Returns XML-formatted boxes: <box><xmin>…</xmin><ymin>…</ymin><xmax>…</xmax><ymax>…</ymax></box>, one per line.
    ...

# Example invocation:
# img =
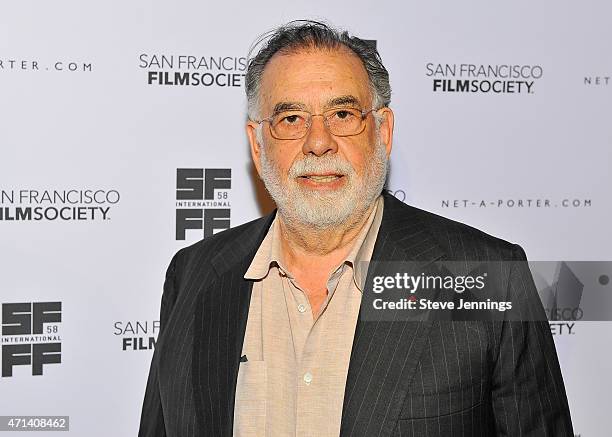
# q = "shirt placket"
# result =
<box><xmin>283</xmin><ymin>264</ymin><xmax>347</xmax><ymax>437</ymax></box>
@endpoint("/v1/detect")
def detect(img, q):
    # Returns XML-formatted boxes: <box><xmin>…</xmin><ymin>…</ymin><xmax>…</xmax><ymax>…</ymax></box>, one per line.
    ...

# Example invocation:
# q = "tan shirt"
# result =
<box><xmin>233</xmin><ymin>195</ymin><xmax>384</xmax><ymax>437</ymax></box>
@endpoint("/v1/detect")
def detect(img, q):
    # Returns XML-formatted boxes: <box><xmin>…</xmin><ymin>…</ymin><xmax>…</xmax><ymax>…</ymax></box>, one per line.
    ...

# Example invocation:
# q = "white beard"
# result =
<box><xmin>259</xmin><ymin>135</ymin><xmax>388</xmax><ymax>230</ymax></box>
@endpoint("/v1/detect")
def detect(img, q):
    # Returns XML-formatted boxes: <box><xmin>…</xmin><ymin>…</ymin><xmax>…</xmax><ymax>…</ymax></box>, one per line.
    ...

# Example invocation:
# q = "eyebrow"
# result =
<box><xmin>325</xmin><ymin>95</ymin><xmax>362</xmax><ymax>108</ymax></box>
<box><xmin>271</xmin><ymin>95</ymin><xmax>363</xmax><ymax>115</ymax></box>
<box><xmin>272</xmin><ymin>101</ymin><xmax>307</xmax><ymax>114</ymax></box>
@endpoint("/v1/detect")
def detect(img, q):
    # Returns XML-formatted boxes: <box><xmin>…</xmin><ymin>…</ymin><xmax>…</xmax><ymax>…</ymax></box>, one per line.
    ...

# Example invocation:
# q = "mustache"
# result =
<box><xmin>288</xmin><ymin>155</ymin><xmax>355</xmax><ymax>178</ymax></box>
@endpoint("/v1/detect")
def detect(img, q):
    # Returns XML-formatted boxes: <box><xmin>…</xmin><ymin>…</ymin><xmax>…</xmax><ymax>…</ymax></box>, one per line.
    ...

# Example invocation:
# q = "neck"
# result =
<box><xmin>276</xmin><ymin>200</ymin><xmax>377</xmax><ymax>274</ymax></box>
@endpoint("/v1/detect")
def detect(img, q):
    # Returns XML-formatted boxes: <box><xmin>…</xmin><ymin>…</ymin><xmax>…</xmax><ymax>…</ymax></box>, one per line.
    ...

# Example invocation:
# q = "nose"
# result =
<box><xmin>301</xmin><ymin>114</ymin><xmax>339</xmax><ymax>156</ymax></box>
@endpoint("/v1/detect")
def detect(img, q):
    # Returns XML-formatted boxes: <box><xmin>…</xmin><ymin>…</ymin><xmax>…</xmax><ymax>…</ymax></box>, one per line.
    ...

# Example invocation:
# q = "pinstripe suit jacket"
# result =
<box><xmin>139</xmin><ymin>191</ymin><xmax>574</xmax><ymax>437</ymax></box>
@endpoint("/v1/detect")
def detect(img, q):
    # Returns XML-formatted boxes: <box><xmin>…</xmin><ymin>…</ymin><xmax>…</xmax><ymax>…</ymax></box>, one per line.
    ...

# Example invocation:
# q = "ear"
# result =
<box><xmin>246</xmin><ymin>120</ymin><xmax>263</xmax><ymax>178</ymax></box>
<box><xmin>376</xmin><ymin>107</ymin><xmax>394</xmax><ymax>157</ymax></box>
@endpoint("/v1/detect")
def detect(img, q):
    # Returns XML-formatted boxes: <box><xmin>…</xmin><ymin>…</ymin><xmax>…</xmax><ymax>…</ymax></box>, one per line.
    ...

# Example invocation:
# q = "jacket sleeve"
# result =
<box><xmin>491</xmin><ymin>244</ymin><xmax>574</xmax><ymax>436</ymax></box>
<box><xmin>138</xmin><ymin>251</ymin><xmax>181</xmax><ymax>437</ymax></box>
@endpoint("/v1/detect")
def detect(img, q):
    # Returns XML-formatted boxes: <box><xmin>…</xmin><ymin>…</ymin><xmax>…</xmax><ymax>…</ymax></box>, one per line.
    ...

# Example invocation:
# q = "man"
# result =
<box><xmin>139</xmin><ymin>21</ymin><xmax>573</xmax><ymax>436</ymax></box>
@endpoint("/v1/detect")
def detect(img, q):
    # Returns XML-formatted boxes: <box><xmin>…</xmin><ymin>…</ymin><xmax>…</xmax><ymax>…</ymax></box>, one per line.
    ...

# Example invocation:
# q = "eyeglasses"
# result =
<box><xmin>255</xmin><ymin>107</ymin><xmax>377</xmax><ymax>140</ymax></box>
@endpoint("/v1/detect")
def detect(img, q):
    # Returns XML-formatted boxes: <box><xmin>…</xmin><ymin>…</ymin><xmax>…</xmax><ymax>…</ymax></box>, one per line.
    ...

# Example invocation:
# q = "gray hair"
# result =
<box><xmin>245</xmin><ymin>20</ymin><xmax>391</xmax><ymax>121</ymax></box>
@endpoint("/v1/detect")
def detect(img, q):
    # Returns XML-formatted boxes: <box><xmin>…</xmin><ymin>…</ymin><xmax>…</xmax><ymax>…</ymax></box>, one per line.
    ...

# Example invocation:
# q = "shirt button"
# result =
<box><xmin>303</xmin><ymin>372</ymin><xmax>313</xmax><ymax>384</ymax></box>
<box><xmin>297</xmin><ymin>304</ymin><xmax>307</xmax><ymax>313</ymax></box>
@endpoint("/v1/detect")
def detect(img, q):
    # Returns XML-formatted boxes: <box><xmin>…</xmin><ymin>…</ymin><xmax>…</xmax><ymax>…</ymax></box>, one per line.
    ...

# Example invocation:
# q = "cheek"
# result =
<box><xmin>353</xmin><ymin>154</ymin><xmax>369</xmax><ymax>176</ymax></box>
<box><xmin>341</xmin><ymin>142</ymin><xmax>370</xmax><ymax>174</ymax></box>
<box><xmin>265</xmin><ymin>147</ymin><xmax>296</xmax><ymax>176</ymax></box>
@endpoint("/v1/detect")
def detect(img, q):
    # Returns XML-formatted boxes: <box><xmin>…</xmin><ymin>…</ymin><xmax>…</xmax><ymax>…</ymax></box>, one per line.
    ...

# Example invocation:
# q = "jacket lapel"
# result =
<box><xmin>340</xmin><ymin>192</ymin><xmax>446</xmax><ymax>437</ymax></box>
<box><xmin>192</xmin><ymin>212</ymin><xmax>275</xmax><ymax>437</ymax></box>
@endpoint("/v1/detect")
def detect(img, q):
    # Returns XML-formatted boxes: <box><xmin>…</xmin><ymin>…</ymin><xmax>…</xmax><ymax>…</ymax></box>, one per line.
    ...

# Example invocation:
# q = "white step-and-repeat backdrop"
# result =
<box><xmin>1</xmin><ymin>1</ymin><xmax>610</xmax><ymax>436</ymax></box>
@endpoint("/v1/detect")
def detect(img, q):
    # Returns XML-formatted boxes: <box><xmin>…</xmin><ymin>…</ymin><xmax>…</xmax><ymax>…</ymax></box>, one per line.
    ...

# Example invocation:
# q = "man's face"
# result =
<box><xmin>246</xmin><ymin>46</ymin><xmax>394</xmax><ymax>229</ymax></box>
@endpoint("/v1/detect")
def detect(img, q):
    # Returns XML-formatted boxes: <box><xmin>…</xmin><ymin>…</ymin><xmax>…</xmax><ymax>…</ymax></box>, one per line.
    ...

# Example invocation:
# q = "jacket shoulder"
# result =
<box><xmin>173</xmin><ymin>213</ymin><xmax>273</xmax><ymax>267</ymax></box>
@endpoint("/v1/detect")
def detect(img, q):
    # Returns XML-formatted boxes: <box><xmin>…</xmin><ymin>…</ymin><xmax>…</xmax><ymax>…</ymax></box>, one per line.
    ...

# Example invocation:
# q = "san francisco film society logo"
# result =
<box><xmin>1</xmin><ymin>302</ymin><xmax>62</xmax><ymax>377</ymax></box>
<box><xmin>0</xmin><ymin>189</ymin><xmax>120</xmax><ymax>222</ymax></box>
<box><xmin>175</xmin><ymin>168</ymin><xmax>231</xmax><ymax>240</ymax></box>
<box><xmin>113</xmin><ymin>320</ymin><xmax>159</xmax><ymax>351</ymax></box>
<box><xmin>426</xmin><ymin>63</ymin><xmax>543</xmax><ymax>94</ymax></box>
<box><xmin>139</xmin><ymin>54</ymin><xmax>247</xmax><ymax>87</ymax></box>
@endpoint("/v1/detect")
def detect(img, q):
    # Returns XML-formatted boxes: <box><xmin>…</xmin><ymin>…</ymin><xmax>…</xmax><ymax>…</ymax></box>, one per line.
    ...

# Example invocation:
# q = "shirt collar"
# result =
<box><xmin>244</xmin><ymin>195</ymin><xmax>384</xmax><ymax>292</ymax></box>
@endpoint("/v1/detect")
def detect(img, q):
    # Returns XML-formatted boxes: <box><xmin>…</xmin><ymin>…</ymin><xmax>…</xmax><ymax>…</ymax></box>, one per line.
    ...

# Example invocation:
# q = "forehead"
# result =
<box><xmin>259</xmin><ymin>46</ymin><xmax>372</xmax><ymax>111</ymax></box>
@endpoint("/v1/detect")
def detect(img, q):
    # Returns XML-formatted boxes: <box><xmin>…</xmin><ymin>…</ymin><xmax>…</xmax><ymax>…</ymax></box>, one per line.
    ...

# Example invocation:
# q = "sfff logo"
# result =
<box><xmin>175</xmin><ymin>168</ymin><xmax>231</xmax><ymax>240</ymax></box>
<box><xmin>1</xmin><ymin>302</ymin><xmax>62</xmax><ymax>377</ymax></box>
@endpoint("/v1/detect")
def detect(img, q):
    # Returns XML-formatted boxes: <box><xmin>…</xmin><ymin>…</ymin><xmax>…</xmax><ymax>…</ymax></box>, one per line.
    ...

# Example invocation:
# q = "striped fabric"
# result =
<box><xmin>139</xmin><ymin>190</ymin><xmax>574</xmax><ymax>437</ymax></box>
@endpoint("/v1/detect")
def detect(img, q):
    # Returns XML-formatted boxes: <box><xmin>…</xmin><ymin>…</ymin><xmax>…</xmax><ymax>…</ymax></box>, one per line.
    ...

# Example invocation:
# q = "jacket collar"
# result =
<box><xmin>209</xmin><ymin>190</ymin><xmax>446</xmax><ymax>277</ymax></box>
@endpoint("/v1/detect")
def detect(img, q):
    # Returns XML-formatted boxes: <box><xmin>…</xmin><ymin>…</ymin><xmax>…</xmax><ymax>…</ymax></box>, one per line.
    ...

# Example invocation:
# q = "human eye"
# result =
<box><xmin>329</xmin><ymin>108</ymin><xmax>359</xmax><ymax>121</ymax></box>
<box><xmin>277</xmin><ymin>111</ymin><xmax>305</xmax><ymax>125</ymax></box>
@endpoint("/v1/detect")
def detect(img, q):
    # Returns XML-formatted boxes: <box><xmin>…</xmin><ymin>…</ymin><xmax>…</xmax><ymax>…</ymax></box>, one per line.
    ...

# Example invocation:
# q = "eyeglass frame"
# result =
<box><xmin>253</xmin><ymin>106</ymin><xmax>381</xmax><ymax>140</ymax></box>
